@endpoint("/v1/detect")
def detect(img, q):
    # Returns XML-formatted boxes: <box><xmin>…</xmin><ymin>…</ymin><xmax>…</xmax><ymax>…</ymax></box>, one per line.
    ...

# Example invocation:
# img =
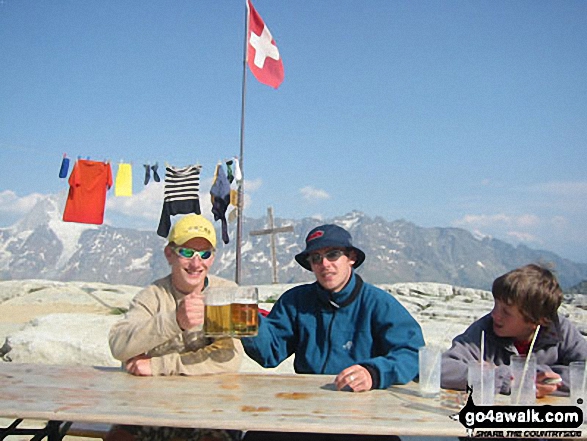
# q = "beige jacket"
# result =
<box><xmin>109</xmin><ymin>275</ymin><xmax>243</xmax><ymax>376</ymax></box>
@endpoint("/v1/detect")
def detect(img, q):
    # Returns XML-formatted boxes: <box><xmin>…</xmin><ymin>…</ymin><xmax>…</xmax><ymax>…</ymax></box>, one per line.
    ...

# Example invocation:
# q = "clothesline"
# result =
<box><xmin>58</xmin><ymin>154</ymin><xmax>242</xmax><ymax>190</ymax></box>
<box><xmin>59</xmin><ymin>155</ymin><xmax>242</xmax><ymax>245</ymax></box>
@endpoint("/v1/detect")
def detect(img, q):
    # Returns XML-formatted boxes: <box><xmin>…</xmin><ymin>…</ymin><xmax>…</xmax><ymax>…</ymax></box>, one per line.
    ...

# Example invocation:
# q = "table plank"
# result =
<box><xmin>0</xmin><ymin>363</ymin><xmax>584</xmax><ymax>437</ymax></box>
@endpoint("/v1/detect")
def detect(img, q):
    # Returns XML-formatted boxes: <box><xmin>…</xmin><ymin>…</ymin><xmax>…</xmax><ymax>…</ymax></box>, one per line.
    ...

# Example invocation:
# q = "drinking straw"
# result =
<box><xmin>424</xmin><ymin>320</ymin><xmax>455</xmax><ymax>389</ymax></box>
<box><xmin>422</xmin><ymin>319</ymin><xmax>455</xmax><ymax>393</ymax></box>
<box><xmin>480</xmin><ymin>330</ymin><xmax>485</xmax><ymax>403</ymax></box>
<box><xmin>423</xmin><ymin>345</ymin><xmax>440</xmax><ymax>392</ymax></box>
<box><xmin>514</xmin><ymin>324</ymin><xmax>541</xmax><ymax>405</ymax></box>
<box><xmin>582</xmin><ymin>360</ymin><xmax>587</xmax><ymax>398</ymax></box>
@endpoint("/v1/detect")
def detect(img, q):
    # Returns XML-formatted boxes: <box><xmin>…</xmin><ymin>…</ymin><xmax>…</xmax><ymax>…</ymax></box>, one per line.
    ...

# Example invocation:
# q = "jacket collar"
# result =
<box><xmin>315</xmin><ymin>272</ymin><xmax>363</xmax><ymax>310</ymax></box>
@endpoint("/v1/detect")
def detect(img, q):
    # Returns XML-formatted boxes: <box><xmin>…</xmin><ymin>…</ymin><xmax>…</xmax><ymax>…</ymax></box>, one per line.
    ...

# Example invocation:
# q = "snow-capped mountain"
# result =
<box><xmin>1</xmin><ymin>195</ymin><xmax>587</xmax><ymax>289</ymax></box>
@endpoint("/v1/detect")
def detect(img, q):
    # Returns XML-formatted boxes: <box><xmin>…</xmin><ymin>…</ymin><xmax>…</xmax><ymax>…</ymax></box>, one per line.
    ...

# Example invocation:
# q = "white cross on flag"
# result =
<box><xmin>247</xmin><ymin>0</ymin><xmax>284</xmax><ymax>89</ymax></box>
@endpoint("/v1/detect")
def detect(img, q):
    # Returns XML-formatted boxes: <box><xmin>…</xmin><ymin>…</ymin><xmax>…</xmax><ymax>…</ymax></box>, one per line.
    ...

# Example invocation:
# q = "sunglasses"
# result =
<box><xmin>171</xmin><ymin>246</ymin><xmax>213</xmax><ymax>260</ymax></box>
<box><xmin>306</xmin><ymin>249</ymin><xmax>347</xmax><ymax>265</ymax></box>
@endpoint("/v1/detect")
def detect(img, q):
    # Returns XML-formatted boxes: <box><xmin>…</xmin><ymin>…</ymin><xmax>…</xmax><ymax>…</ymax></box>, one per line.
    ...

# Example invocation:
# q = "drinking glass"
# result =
<box><xmin>510</xmin><ymin>354</ymin><xmax>536</xmax><ymax>405</ymax></box>
<box><xmin>468</xmin><ymin>361</ymin><xmax>496</xmax><ymax>405</ymax></box>
<box><xmin>569</xmin><ymin>361</ymin><xmax>586</xmax><ymax>422</ymax></box>
<box><xmin>418</xmin><ymin>346</ymin><xmax>441</xmax><ymax>397</ymax></box>
<box><xmin>231</xmin><ymin>286</ymin><xmax>259</xmax><ymax>336</ymax></box>
<box><xmin>204</xmin><ymin>287</ymin><xmax>232</xmax><ymax>336</ymax></box>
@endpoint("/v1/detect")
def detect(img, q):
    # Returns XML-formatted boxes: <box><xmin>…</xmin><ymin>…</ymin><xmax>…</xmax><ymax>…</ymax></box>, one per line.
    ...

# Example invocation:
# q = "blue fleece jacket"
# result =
<box><xmin>241</xmin><ymin>272</ymin><xmax>424</xmax><ymax>389</ymax></box>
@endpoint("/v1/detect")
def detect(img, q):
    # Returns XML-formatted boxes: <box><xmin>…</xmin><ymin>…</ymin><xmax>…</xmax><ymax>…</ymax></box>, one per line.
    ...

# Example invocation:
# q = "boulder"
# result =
<box><xmin>7</xmin><ymin>313</ymin><xmax>121</xmax><ymax>366</ymax></box>
<box><xmin>1</xmin><ymin>280</ymin><xmax>585</xmax><ymax>371</ymax></box>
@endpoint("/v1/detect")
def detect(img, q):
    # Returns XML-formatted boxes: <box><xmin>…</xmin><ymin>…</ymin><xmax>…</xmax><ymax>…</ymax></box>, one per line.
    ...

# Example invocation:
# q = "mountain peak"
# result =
<box><xmin>1</xmin><ymin>195</ymin><xmax>586</xmax><ymax>289</ymax></box>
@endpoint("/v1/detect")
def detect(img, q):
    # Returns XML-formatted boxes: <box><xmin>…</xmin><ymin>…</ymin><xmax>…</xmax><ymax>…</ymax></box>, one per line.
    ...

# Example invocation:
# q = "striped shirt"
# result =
<box><xmin>157</xmin><ymin>164</ymin><xmax>202</xmax><ymax>238</ymax></box>
<box><xmin>163</xmin><ymin>164</ymin><xmax>201</xmax><ymax>203</ymax></box>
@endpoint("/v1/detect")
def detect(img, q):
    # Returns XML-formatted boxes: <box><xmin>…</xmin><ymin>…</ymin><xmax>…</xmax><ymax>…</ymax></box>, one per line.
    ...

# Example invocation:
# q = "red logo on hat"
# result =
<box><xmin>307</xmin><ymin>230</ymin><xmax>324</xmax><ymax>242</ymax></box>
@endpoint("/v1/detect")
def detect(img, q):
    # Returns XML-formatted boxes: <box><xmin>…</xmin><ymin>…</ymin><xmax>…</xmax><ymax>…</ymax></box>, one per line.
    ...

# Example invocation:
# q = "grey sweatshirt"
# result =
<box><xmin>441</xmin><ymin>313</ymin><xmax>587</xmax><ymax>395</ymax></box>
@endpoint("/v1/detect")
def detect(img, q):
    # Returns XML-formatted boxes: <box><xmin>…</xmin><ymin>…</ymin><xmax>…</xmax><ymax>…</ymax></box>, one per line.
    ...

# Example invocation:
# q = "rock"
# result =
<box><xmin>2</xmin><ymin>280</ymin><xmax>586</xmax><ymax>371</ymax></box>
<box><xmin>7</xmin><ymin>313</ymin><xmax>121</xmax><ymax>367</ymax></box>
<box><xmin>5</xmin><ymin>311</ymin><xmax>293</xmax><ymax>373</ymax></box>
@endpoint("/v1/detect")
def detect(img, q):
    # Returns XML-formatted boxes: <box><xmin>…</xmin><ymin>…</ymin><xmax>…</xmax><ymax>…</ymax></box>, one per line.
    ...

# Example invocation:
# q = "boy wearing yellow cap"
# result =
<box><xmin>107</xmin><ymin>214</ymin><xmax>242</xmax><ymax>441</ymax></box>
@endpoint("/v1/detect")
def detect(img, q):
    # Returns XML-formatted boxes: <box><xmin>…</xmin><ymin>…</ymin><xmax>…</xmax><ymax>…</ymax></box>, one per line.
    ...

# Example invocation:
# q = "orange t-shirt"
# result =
<box><xmin>63</xmin><ymin>160</ymin><xmax>113</xmax><ymax>225</ymax></box>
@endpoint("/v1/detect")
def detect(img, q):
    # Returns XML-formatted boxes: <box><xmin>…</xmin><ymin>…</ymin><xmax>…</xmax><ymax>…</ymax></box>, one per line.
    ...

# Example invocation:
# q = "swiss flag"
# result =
<box><xmin>247</xmin><ymin>0</ymin><xmax>284</xmax><ymax>89</ymax></box>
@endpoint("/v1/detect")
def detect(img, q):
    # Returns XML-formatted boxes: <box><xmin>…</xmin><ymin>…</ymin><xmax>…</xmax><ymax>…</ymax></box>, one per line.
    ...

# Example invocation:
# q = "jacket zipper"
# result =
<box><xmin>320</xmin><ymin>309</ymin><xmax>337</xmax><ymax>374</ymax></box>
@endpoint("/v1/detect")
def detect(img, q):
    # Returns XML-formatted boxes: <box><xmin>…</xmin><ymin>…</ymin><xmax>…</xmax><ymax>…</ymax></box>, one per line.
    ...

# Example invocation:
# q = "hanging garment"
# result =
<box><xmin>157</xmin><ymin>164</ymin><xmax>202</xmax><ymax>238</ymax></box>
<box><xmin>210</xmin><ymin>163</ymin><xmax>231</xmax><ymax>244</ymax></box>
<box><xmin>143</xmin><ymin>163</ymin><xmax>151</xmax><ymax>185</ymax></box>
<box><xmin>63</xmin><ymin>159</ymin><xmax>112</xmax><ymax>225</ymax></box>
<box><xmin>233</xmin><ymin>157</ymin><xmax>243</xmax><ymax>184</ymax></box>
<box><xmin>115</xmin><ymin>162</ymin><xmax>133</xmax><ymax>197</ymax></box>
<box><xmin>228</xmin><ymin>207</ymin><xmax>238</xmax><ymax>223</ymax></box>
<box><xmin>230</xmin><ymin>188</ymin><xmax>239</xmax><ymax>207</ymax></box>
<box><xmin>59</xmin><ymin>155</ymin><xmax>70</xmax><ymax>179</ymax></box>
<box><xmin>144</xmin><ymin>162</ymin><xmax>161</xmax><ymax>185</ymax></box>
<box><xmin>151</xmin><ymin>162</ymin><xmax>161</xmax><ymax>182</ymax></box>
<box><xmin>226</xmin><ymin>159</ymin><xmax>234</xmax><ymax>183</ymax></box>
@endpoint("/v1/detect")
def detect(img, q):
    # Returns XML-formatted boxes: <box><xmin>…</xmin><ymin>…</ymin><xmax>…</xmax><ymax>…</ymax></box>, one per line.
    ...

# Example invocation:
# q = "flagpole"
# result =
<box><xmin>235</xmin><ymin>0</ymin><xmax>249</xmax><ymax>285</ymax></box>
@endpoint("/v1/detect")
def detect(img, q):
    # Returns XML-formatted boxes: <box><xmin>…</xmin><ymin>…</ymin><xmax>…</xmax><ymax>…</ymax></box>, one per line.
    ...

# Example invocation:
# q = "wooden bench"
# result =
<box><xmin>62</xmin><ymin>422</ymin><xmax>112</xmax><ymax>439</ymax></box>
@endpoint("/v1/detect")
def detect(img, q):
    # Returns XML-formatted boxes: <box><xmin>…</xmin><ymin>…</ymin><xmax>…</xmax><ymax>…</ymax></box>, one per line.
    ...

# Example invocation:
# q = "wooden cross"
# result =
<box><xmin>249</xmin><ymin>206</ymin><xmax>294</xmax><ymax>284</ymax></box>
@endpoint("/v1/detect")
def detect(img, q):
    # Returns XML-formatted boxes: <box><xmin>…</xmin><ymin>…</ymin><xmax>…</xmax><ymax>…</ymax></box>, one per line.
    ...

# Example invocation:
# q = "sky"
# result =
<box><xmin>1</xmin><ymin>1</ymin><xmax>586</xmax><ymax>264</ymax></box>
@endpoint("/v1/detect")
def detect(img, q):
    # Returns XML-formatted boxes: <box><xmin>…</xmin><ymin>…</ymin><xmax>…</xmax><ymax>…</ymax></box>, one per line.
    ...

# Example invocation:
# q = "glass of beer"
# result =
<box><xmin>204</xmin><ymin>287</ymin><xmax>232</xmax><ymax>336</ymax></box>
<box><xmin>231</xmin><ymin>286</ymin><xmax>259</xmax><ymax>336</ymax></box>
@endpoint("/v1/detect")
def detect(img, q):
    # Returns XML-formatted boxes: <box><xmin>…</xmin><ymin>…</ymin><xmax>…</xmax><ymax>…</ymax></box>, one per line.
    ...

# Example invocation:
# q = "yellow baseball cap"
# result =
<box><xmin>168</xmin><ymin>214</ymin><xmax>217</xmax><ymax>249</ymax></box>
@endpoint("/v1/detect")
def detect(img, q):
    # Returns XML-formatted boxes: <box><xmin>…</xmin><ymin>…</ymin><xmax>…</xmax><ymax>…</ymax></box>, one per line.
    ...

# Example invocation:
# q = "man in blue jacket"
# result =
<box><xmin>242</xmin><ymin>223</ymin><xmax>424</xmax><ymax>394</ymax></box>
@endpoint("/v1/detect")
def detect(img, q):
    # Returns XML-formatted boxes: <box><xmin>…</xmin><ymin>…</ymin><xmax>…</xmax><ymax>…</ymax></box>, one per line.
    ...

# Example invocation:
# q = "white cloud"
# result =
<box><xmin>506</xmin><ymin>231</ymin><xmax>541</xmax><ymax>243</ymax></box>
<box><xmin>521</xmin><ymin>181</ymin><xmax>587</xmax><ymax>216</ymax></box>
<box><xmin>452</xmin><ymin>213</ymin><xmax>559</xmax><ymax>248</ymax></box>
<box><xmin>454</xmin><ymin>213</ymin><xmax>540</xmax><ymax>229</ymax></box>
<box><xmin>106</xmin><ymin>184</ymin><xmax>164</xmax><ymax>221</ymax></box>
<box><xmin>550</xmin><ymin>216</ymin><xmax>568</xmax><ymax>229</ymax></box>
<box><xmin>244</xmin><ymin>178</ymin><xmax>262</xmax><ymax>193</ymax></box>
<box><xmin>300</xmin><ymin>186</ymin><xmax>330</xmax><ymax>202</ymax></box>
<box><xmin>514</xmin><ymin>214</ymin><xmax>540</xmax><ymax>228</ymax></box>
<box><xmin>452</xmin><ymin>211</ymin><xmax>586</xmax><ymax>259</ymax></box>
<box><xmin>529</xmin><ymin>181</ymin><xmax>587</xmax><ymax>197</ymax></box>
<box><xmin>0</xmin><ymin>190</ymin><xmax>45</xmax><ymax>215</ymax></box>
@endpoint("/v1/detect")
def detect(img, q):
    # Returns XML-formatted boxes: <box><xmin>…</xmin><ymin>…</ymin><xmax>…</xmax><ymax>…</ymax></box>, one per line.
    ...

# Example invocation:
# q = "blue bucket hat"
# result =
<box><xmin>294</xmin><ymin>224</ymin><xmax>366</xmax><ymax>271</ymax></box>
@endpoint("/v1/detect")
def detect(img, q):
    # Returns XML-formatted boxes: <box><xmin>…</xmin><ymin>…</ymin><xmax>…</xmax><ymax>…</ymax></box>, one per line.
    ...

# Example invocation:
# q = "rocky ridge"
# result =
<box><xmin>1</xmin><ymin>280</ymin><xmax>585</xmax><ymax>371</ymax></box>
<box><xmin>2</xmin><ymin>194</ymin><xmax>587</xmax><ymax>289</ymax></box>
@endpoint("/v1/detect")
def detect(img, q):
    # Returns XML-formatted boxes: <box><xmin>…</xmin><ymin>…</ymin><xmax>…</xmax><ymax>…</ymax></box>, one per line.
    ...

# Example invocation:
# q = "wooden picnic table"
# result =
<box><xmin>0</xmin><ymin>363</ymin><xmax>585</xmax><ymax>439</ymax></box>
